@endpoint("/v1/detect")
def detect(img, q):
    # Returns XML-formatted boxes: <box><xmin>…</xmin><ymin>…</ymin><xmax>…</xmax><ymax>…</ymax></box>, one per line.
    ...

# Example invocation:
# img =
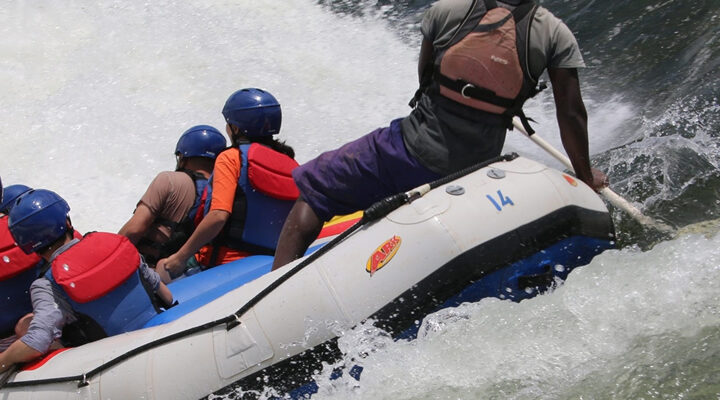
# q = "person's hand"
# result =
<box><xmin>155</xmin><ymin>254</ymin><xmax>184</xmax><ymax>283</ymax></box>
<box><xmin>588</xmin><ymin>167</ymin><xmax>609</xmax><ymax>192</ymax></box>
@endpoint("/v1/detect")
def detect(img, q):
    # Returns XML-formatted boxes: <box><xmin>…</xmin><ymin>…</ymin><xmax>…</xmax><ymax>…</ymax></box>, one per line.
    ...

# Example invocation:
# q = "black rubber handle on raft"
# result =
<box><xmin>1</xmin><ymin>153</ymin><xmax>516</xmax><ymax>389</ymax></box>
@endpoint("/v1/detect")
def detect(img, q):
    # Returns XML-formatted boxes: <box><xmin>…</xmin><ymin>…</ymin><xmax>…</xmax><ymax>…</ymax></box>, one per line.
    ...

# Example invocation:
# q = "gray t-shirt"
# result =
<box><xmin>402</xmin><ymin>0</ymin><xmax>585</xmax><ymax>174</ymax></box>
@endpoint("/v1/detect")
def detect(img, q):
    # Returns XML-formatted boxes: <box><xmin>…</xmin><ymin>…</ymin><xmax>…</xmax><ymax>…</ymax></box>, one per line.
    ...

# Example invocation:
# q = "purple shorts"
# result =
<box><xmin>293</xmin><ymin>119</ymin><xmax>441</xmax><ymax>221</ymax></box>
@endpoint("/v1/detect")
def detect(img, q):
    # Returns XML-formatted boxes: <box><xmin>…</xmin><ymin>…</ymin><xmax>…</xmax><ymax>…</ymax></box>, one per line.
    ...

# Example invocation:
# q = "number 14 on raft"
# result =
<box><xmin>487</xmin><ymin>190</ymin><xmax>514</xmax><ymax>211</ymax></box>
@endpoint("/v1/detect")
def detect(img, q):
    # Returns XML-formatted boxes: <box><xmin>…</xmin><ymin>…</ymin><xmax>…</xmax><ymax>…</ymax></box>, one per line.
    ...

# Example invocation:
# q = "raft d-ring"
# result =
<box><xmin>78</xmin><ymin>373</ymin><xmax>89</xmax><ymax>387</ymax></box>
<box><xmin>227</xmin><ymin>313</ymin><xmax>243</xmax><ymax>330</ymax></box>
<box><xmin>461</xmin><ymin>83</ymin><xmax>475</xmax><ymax>99</ymax></box>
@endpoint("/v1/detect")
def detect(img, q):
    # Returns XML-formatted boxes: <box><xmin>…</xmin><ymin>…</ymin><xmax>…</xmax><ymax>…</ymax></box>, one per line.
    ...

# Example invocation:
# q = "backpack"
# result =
<box><xmin>413</xmin><ymin>0</ymin><xmax>544</xmax><ymax>133</ymax></box>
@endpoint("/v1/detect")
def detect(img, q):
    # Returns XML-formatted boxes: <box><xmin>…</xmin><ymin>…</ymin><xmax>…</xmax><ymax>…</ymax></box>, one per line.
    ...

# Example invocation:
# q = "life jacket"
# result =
<box><xmin>137</xmin><ymin>170</ymin><xmax>209</xmax><ymax>265</ymax></box>
<box><xmin>414</xmin><ymin>0</ymin><xmax>543</xmax><ymax>134</ymax></box>
<box><xmin>0</xmin><ymin>215</ymin><xmax>41</xmax><ymax>336</ymax></box>
<box><xmin>45</xmin><ymin>232</ymin><xmax>160</xmax><ymax>340</ymax></box>
<box><xmin>203</xmin><ymin>143</ymin><xmax>299</xmax><ymax>265</ymax></box>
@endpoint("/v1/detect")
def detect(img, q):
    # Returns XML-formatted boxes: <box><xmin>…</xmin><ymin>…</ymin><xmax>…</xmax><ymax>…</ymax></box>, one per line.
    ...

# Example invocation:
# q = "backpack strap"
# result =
<box><xmin>506</xmin><ymin>1</ymin><xmax>542</xmax><ymax>134</ymax></box>
<box><xmin>410</xmin><ymin>0</ymin><xmax>485</xmax><ymax>108</ymax></box>
<box><xmin>152</xmin><ymin>169</ymin><xmax>206</xmax><ymax>230</ymax></box>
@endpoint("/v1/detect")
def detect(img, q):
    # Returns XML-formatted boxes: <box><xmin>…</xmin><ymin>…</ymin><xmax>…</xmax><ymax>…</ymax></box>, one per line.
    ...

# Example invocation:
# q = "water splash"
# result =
<box><xmin>309</xmin><ymin>232</ymin><xmax>720</xmax><ymax>399</ymax></box>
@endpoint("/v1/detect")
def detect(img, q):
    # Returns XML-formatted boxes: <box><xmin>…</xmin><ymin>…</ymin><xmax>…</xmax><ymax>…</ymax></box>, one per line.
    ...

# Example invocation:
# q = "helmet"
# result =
<box><xmin>175</xmin><ymin>125</ymin><xmax>227</xmax><ymax>159</ymax></box>
<box><xmin>222</xmin><ymin>88</ymin><xmax>281</xmax><ymax>137</ymax></box>
<box><xmin>8</xmin><ymin>189</ymin><xmax>71</xmax><ymax>254</ymax></box>
<box><xmin>1</xmin><ymin>184</ymin><xmax>33</xmax><ymax>214</ymax></box>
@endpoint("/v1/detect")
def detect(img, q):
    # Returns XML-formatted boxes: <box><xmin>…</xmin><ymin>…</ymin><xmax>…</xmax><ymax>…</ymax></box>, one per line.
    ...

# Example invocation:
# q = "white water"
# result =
<box><xmin>2</xmin><ymin>1</ymin><xmax>718</xmax><ymax>399</ymax></box>
<box><xmin>313</xmin><ymin>233</ymin><xmax>720</xmax><ymax>399</ymax></box>
<box><xmin>1</xmin><ymin>0</ymin><xmax>418</xmax><ymax>233</ymax></box>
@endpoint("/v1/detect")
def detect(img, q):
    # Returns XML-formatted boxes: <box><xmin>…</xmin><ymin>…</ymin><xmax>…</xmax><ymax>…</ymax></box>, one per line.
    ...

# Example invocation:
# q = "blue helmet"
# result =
<box><xmin>8</xmin><ymin>189</ymin><xmax>71</xmax><ymax>255</ymax></box>
<box><xmin>175</xmin><ymin>125</ymin><xmax>227</xmax><ymax>159</ymax></box>
<box><xmin>1</xmin><ymin>184</ymin><xmax>33</xmax><ymax>214</ymax></box>
<box><xmin>222</xmin><ymin>88</ymin><xmax>282</xmax><ymax>137</ymax></box>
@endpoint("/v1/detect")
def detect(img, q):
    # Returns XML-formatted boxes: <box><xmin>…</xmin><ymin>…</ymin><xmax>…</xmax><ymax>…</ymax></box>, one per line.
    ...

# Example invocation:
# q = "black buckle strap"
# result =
<box><xmin>515</xmin><ymin>109</ymin><xmax>536</xmax><ymax>135</ymax></box>
<box><xmin>436</xmin><ymin>72</ymin><xmax>516</xmax><ymax>109</ymax></box>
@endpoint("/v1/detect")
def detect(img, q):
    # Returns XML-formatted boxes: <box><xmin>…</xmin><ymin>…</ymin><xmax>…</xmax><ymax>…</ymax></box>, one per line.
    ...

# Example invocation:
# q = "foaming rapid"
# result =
<box><xmin>0</xmin><ymin>0</ymin><xmax>633</xmax><ymax>230</ymax></box>
<box><xmin>0</xmin><ymin>0</ymin><xmax>418</xmax><ymax>233</ymax></box>
<box><xmin>2</xmin><ymin>0</ymin><xmax>719</xmax><ymax>399</ymax></box>
<box><xmin>308</xmin><ymin>232</ymin><xmax>720</xmax><ymax>400</ymax></box>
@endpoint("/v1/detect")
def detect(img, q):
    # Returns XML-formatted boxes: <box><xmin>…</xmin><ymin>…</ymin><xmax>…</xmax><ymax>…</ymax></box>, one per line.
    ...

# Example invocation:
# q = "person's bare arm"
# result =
<box><xmin>548</xmin><ymin>67</ymin><xmax>608</xmax><ymax>191</ymax></box>
<box><xmin>271</xmin><ymin>198</ymin><xmax>323</xmax><ymax>271</ymax></box>
<box><xmin>155</xmin><ymin>281</ymin><xmax>173</xmax><ymax>306</ymax></box>
<box><xmin>155</xmin><ymin>209</ymin><xmax>230</xmax><ymax>278</ymax></box>
<box><xmin>0</xmin><ymin>339</ymin><xmax>42</xmax><ymax>373</ymax></box>
<box><xmin>118</xmin><ymin>204</ymin><xmax>155</xmax><ymax>245</ymax></box>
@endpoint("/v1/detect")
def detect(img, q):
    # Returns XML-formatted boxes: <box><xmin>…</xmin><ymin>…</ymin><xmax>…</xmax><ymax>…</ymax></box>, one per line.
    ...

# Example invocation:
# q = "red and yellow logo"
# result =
<box><xmin>366</xmin><ymin>235</ymin><xmax>401</xmax><ymax>276</ymax></box>
<box><xmin>563</xmin><ymin>174</ymin><xmax>578</xmax><ymax>187</ymax></box>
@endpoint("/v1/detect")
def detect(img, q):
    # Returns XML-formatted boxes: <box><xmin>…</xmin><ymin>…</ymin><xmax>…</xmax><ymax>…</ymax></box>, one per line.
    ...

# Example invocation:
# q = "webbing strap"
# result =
<box><xmin>435</xmin><ymin>73</ymin><xmax>517</xmax><ymax>109</ymax></box>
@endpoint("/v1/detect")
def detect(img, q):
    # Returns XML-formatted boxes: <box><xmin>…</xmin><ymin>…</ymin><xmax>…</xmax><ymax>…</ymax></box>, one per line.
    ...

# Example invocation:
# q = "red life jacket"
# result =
<box><xmin>51</xmin><ymin>232</ymin><xmax>139</xmax><ymax>303</ymax></box>
<box><xmin>0</xmin><ymin>216</ymin><xmax>41</xmax><ymax>335</ymax></box>
<box><xmin>202</xmin><ymin>143</ymin><xmax>299</xmax><ymax>264</ymax></box>
<box><xmin>47</xmin><ymin>232</ymin><xmax>159</xmax><ymax>336</ymax></box>
<box><xmin>0</xmin><ymin>215</ymin><xmax>41</xmax><ymax>281</ymax></box>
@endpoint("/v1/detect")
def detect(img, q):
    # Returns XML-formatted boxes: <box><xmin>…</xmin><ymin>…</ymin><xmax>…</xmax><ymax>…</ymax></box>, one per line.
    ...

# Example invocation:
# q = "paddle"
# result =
<box><xmin>511</xmin><ymin>117</ymin><xmax>675</xmax><ymax>235</ymax></box>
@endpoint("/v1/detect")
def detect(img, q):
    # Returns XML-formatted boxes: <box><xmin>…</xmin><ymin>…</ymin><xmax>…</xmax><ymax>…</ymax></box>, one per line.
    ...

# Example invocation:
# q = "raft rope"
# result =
<box><xmin>1</xmin><ymin>152</ymin><xmax>517</xmax><ymax>390</ymax></box>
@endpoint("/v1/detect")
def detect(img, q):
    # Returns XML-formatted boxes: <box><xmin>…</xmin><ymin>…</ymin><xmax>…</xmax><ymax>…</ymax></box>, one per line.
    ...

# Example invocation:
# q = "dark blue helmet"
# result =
<box><xmin>222</xmin><ymin>88</ymin><xmax>281</xmax><ymax>137</ymax></box>
<box><xmin>175</xmin><ymin>125</ymin><xmax>227</xmax><ymax>159</ymax></box>
<box><xmin>8</xmin><ymin>189</ymin><xmax>71</xmax><ymax>254</ymax></box>
<box><xmin>1</xmin><ymin>184</ymin><xmax>33</xmax><ymax>214</ymax></box>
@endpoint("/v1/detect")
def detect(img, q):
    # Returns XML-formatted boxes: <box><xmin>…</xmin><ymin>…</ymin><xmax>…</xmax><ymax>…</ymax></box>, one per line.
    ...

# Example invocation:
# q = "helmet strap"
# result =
<box><xmin>175</xmin><ymin>155</ymin><xmax>187</xmax><ymax>172</ymax></box>
<box><xmin>229</xmin><ymin>125</ymin><xmax>249</xmax><ymax>147</ymax></box>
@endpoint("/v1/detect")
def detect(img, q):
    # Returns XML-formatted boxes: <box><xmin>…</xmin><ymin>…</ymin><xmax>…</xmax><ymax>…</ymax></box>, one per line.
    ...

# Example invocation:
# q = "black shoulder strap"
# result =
<box><xmin>441</xmin><ymin>0</ymin><xmax>488</xmax><ymax>50</ymax></box>
<box><xmin>177</xmin><ymin>168</ymin><xmax>206</xmax><ymax>185</ymax></box>
<box><xmin>510</xmin><ymin>1</ymin><xmax>541</xmax><ymax>134</ymax></box>
<box><xmin>512</xmin><ymin>2</ymin><xmax>539</xmax><ymax>86</ymax></box>
<box><xmin>410</xmin><ymin>0</ymin><xmax>489</xmax><ymax>108</ymax></box>
<box><xmin>152</xmin><ymin>169</ymin><xmax>205</xmax><ymax>230</ymax></box>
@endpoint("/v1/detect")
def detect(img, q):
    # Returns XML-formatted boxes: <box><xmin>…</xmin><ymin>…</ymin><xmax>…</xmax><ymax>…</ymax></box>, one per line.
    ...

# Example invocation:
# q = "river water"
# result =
<box><xmin>1</xmin><ymin>0</ymin><xmax>719</xmax><ymax>398</ymax></box>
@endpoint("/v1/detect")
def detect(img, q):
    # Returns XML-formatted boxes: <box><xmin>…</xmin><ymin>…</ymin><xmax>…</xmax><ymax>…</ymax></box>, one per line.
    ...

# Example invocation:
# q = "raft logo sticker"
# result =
<box><xmin>563</xmin><ymin>174</ymin><xmax>578</xmax><ymax>187</ymax></box>
<box><xmin>366</xmin><ymin>235</ymin><xmax>401</xmax><ymax>276</ymax></box>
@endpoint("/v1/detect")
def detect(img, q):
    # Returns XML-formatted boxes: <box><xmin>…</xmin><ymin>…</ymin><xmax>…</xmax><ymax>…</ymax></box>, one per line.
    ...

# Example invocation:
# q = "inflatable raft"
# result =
<box><xmin>0</xmin><ymin>154</ymin><xmax>615</xmax><ymax>399</ymax></box>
